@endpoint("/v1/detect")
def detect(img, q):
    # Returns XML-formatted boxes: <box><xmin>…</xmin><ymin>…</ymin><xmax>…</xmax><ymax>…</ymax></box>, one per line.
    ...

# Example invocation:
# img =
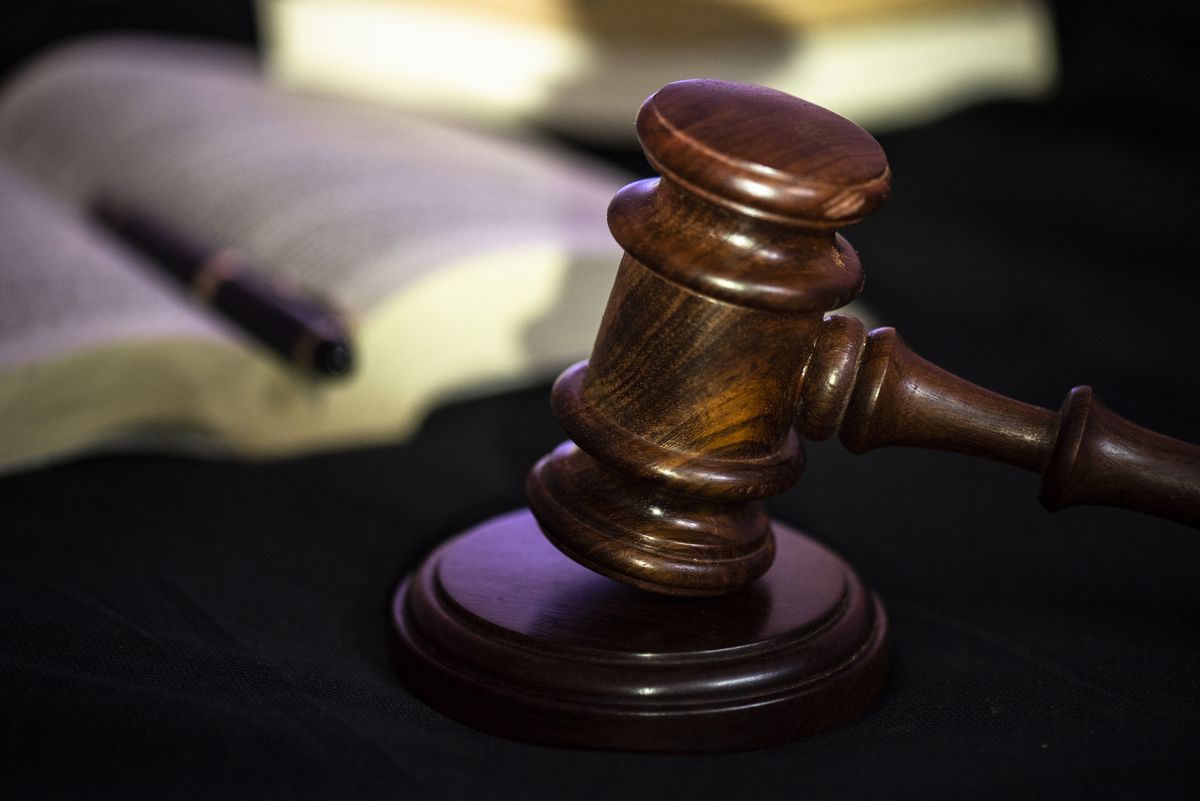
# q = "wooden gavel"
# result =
<box><xmin>527</xmin><ymin>79</ymin><xmax>1200</xmax><ymax>597</ymax></box>
<box><xmin>394</xmin><ymin>79</ymin><xmax>1198</xmax><ymax>752</ymax></box>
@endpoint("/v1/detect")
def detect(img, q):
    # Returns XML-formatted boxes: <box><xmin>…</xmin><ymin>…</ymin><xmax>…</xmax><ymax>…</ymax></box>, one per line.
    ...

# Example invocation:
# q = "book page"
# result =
<box><xmin>262</xmin><ymin>0</ymin><xmax>1055</xmax><ymax>139</ymax></box>
<box><xmin>0</xmin><ymin>36</ymin><xmax>623</xmax><ymax>319</ymax></box>
<box><xmin>0</xmin><ymin>36</ymin><xmax>627</xmax><ymax>471</ymax></box>
<box><xmin>0</xmin><ymin>160</ymin><xmax>230</xmax><ymax>370</ymax></box>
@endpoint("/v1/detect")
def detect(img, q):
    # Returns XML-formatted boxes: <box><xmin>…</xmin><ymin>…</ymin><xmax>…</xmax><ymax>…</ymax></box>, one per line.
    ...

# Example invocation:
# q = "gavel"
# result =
<box><xmin>394</xmin><ymin>79</ymin><xmax>1199</xmax><ymax>751</ymax></box>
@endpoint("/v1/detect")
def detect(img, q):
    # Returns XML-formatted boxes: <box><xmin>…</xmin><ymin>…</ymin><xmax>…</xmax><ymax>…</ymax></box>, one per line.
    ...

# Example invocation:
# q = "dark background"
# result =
<box><xmin>1</xmin><ymin>2</ymin><xmax>1197</xmax><ymax>799</ymax></box>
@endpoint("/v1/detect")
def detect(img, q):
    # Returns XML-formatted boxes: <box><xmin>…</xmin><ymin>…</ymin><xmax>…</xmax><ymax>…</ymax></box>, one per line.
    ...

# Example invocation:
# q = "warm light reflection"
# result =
<box><xmin>268</xmin><ymin>2</ymin><xmax>585</xmax><ymax>120</ymax></box>
<box><xmin>726</xmin><ymin>232</ymin><xmax>755</xmax><ymax>250</ymax></box>
<box><xmin>266</xmin><ymin>0</ymin><xmax>1057</xmax><ymax>136</ymax></box>
<box><xmin>732</xmin><ymin>176</ymin><xmax>777</xmax><ymax>200</ymax></box>
<box><xmin>709</xmin><ymin>275</ymin><xmax>746</xmax><ymax>294</ymax></box>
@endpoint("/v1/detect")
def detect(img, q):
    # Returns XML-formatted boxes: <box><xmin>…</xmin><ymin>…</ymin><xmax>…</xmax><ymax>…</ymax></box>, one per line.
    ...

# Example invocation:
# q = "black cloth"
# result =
<box><xmin>3</xmin><ymin>389</ymin><xmax>1198</xmax><ymax>800</ymax></box>
<box><xmin>3</xmin><ymin>4</ymin><xmax>1200</xmax><ymax>798</ymax></box>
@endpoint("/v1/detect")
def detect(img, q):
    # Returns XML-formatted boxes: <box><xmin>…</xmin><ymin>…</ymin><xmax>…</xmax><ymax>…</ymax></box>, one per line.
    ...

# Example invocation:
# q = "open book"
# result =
<box><xmin>0</xmin><ymin>36</ymin><xmax>625</xmax><ymax>473</ymax></box>
<box><xmin>263</xmin><ymin>0</ymin><xmax>1056</xmax><ymax>140</ymax></box>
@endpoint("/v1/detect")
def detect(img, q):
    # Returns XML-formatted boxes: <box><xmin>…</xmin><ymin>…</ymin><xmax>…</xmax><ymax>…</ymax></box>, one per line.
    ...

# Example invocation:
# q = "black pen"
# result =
<box><xmin>92</xmin><ymin>195</ymin><xmax>353</xmax><ymax>377</ymax></box>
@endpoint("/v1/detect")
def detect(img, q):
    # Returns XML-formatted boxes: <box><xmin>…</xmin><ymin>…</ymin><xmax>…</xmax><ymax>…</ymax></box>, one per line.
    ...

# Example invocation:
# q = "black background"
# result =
<box><xmin>1</xmin><ymin>2</ymin><xmax>1198</xmax><ymax>798</ymax></box>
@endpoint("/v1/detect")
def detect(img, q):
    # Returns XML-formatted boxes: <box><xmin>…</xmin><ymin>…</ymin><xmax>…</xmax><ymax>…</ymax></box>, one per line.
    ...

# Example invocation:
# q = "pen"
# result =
<box><xmin>92</xmin><ymin>195</ymin><xmax>353</xmax><ymax>377</ymax></box>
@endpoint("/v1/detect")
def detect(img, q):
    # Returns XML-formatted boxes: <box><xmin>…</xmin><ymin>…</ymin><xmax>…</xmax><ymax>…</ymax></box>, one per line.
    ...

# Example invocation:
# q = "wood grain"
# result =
<box><xmin>797</xmin><ymin>314</ymin><xmax>1200</xmax><ymax>527</ymax></box>
<box><xmin>528</xmin><ymin>80</ymin><xmax>888</xmax><ymax>595</ymax></box>
<box><xmin>393</xmin><ymin>510</ymin><xmax>888</xmax><ymax>751</ymax></box>
<box><xmin>395</xmin><ymin>78</ymin><xmax>1195</xmax><ymax>752</ymax></box>
<box><xmin>529</xmin><ymin>79</ymin><xmax>1198</xmax><ymax>597</ymax></box>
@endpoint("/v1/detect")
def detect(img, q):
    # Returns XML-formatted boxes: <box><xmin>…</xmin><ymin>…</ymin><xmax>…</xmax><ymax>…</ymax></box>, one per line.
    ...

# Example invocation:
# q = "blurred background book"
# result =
<box><xmin>261</xmin><ymin>0</ymin><xmax>1057</xmax><ymax>140</ymax></box>
<box><xmin>0</xmin><ymin>0</ymin><xmax>1194</xmax><ymax>472</ymax></box>
<box><xmin>0</xmin><ymin>36</ymin><xmax>624</xmax><ymax>472</ymax></box>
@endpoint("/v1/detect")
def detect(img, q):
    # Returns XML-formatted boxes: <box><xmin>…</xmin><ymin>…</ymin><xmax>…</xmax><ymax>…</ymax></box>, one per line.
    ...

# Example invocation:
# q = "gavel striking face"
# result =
<box><xmin>527</xmin><ymin>79</ymin><xmax>1199</xmax><ymax>597</ymax></box>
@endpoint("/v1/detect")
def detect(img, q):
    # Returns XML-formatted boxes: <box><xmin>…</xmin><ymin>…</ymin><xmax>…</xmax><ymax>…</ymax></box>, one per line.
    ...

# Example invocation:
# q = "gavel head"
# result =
<box><xmin>527</xmin><ymin>79</ymin><xmax>891</xmax><ymax>596</ymax></box>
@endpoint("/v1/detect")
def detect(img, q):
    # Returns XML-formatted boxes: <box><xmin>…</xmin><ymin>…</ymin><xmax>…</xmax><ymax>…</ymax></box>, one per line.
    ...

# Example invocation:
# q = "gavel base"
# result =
<box><xmin>393</xmin><ymin>509</ymin><xmax>888</xmax><ymax>751</ymax></box>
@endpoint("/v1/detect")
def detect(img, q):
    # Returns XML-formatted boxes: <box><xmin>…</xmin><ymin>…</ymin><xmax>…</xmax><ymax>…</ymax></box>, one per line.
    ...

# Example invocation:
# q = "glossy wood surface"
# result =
<box><xmin>637</xmin><ymin>79</ymin><xmax>890</xmax><ymax>227</ymax></box>
<box><xmin>394</xmin><ymin>78</ymin><xmax>1196</xmax><ymax>752</ymax></box>
<box><xmin>528</xmin><ymin>80</ymin><xmax>887</xmax><ymax>596</ymax></box>
<box><xmin>797</xmin><ymin>314</ymin><xmax>1200</xmax><ymax>527</ymax></box>
<box><xmin>529</xmin><ymin>78</ymin><xmax>1199</xmax><ymax>597</ymax></box>
<box><xmin>1042</xmin><ymin>386</ymin><xmax>1200</xmax><ymax>524</ymax></box>
<box><xmin>393</xmin><ymin>510</ymin><xmax>887</xmax><ymax>751</ymax></box>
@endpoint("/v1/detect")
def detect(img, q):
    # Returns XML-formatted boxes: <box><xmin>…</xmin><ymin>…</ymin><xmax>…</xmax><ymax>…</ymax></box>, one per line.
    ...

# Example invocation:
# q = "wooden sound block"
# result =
<box><xmin>393</xmin><ymin>509</ymin><xmax>888</xmax><ymax>752</ymax></box>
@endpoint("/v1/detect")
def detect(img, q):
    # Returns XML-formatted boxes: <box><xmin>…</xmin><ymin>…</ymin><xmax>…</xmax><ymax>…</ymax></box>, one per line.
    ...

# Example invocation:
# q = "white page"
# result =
<box><xmin>0</xmin><ymin>36</ymin><xmax>623</xmax><ymax>318</ymax></box>
<box><xmin>0</xmin><ymin>160</ymin><xmax>229</xmax><ymax>370</ymax></box>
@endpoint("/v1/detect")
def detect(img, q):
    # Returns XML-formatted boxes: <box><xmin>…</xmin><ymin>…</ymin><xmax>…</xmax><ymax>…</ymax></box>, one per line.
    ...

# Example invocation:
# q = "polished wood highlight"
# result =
<box><xmin>528</xmin><ymin>79</ymin><xmax>889</xmax><ymax>597</ymax></box>
<box><xmin>529</xmin><ymin>79</ymin><xmax>1198</xmax><ymax>597</ymax></box>
<box><xmin>393</xmin><ymin>510</ymin><xmax>887</xmax><ymax>752</ymax></box>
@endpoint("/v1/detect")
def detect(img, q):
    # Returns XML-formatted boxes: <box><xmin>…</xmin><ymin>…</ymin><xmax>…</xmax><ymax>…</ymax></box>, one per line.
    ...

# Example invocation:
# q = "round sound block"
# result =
<box><xmin>392</xmin><ymin>509</ymin><xmax>887</xmax><ymax>752</ymax></box>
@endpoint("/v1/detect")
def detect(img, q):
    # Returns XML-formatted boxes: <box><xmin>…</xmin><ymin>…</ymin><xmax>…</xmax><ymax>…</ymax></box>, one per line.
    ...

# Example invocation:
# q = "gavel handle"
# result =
<box><xmin>798</xmin><ymin>314</ymin><xmax>1200</xmax><ymax>527</ymax></box>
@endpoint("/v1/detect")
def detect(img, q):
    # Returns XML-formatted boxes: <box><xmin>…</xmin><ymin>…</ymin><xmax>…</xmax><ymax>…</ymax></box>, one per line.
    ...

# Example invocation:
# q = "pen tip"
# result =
<box><xmin>315</xmin><ymin>341</ymin><xmax>353</xmax><ymax>376</ymax></box>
